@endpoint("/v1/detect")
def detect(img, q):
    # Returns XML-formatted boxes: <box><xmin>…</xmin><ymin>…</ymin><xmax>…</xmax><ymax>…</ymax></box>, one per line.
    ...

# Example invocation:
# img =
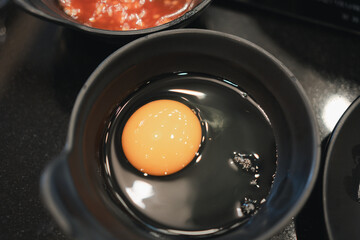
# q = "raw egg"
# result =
<box><xmin>103</xmin><ymin>74</ymin><xmax>277</xmax><ymax>232</ymax></box>
<box><xmin>121</xmin><ymin>99</ymin><xmax>202</xmax><ymax>176</ymax></box>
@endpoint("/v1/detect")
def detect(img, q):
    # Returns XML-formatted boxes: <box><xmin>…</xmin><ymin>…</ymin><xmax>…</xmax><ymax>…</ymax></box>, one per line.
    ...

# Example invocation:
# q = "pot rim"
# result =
<box><xmin>13</xmin><ymin>0</ymin><xmax>212</xmax><ymax>37</ymax></box>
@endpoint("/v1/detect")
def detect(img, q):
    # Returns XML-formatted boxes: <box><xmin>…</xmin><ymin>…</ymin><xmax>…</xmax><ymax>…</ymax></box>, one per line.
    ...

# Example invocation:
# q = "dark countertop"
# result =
<box><xmin>1</xmin><ymin>1</ymin><xmax>359</xmax><ymax>239</ymax></box>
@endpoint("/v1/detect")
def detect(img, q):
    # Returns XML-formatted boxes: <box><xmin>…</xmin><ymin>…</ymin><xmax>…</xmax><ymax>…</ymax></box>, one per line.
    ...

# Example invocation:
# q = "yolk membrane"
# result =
<box><xmin>121</xmin><ymin>99</ymin><xmax>202</xmax><ymax>176</ymax></box>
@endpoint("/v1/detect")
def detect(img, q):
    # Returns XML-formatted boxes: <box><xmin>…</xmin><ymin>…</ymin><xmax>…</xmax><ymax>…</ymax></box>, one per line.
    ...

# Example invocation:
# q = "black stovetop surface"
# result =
<box><xmin>1</xmin><ymin>1</ymin><xmax>360</xmax><ymax>239</ymax></box>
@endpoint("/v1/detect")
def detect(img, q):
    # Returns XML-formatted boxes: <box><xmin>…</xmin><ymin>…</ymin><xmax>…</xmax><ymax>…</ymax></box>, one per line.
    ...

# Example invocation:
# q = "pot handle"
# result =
<box><xmin>40</xmin><ymin>151</ymin><xmax>114</xmax><ymax>240</ymax></box>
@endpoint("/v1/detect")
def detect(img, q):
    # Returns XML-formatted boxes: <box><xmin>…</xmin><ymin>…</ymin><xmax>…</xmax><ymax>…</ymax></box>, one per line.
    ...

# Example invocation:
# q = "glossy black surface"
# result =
<box><xmin>1</xmin><ymin>0</ymin><xmax>360</xmax><ymax>239</ymax></box>
<box><xmin>234</xmin><ymin>0</ymin><xmax>360</xmax><ymax>34</ymax></box>
<box><xmin>323</xmin><ymin>97</ymin><xmax>360</xmax><ymax>240</ymax></box>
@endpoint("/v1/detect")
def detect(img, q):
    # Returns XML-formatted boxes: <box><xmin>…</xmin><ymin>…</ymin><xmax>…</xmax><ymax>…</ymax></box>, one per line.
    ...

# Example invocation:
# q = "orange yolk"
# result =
<box><xmin>121</xmin><ymin>99</ymin><xmax>202</xmax><ymax>176</ymax></box>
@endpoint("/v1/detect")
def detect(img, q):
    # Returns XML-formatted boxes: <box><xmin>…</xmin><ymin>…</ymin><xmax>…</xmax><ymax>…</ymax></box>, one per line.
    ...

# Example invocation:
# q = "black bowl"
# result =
<box><xmin>14</xmin><ymin>0</ymin><xmax>212</xmax><ymax>38</ymax></box>
<box><xmin>41</xmin><ymin>29</ymin><xmax>320</xmax><ymax>240</ymax></box>
<box><xmin>323</xmin><ymin>96</ymin><xmax>360</xmax><ymax>240</ymax></box>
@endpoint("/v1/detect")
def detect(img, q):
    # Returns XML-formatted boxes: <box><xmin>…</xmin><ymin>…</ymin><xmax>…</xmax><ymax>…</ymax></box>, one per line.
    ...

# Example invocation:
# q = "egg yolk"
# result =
<box><xmin>121</xmin><ymin>99</ymin><xmax>202</xmax><ymax>176</ymax></box>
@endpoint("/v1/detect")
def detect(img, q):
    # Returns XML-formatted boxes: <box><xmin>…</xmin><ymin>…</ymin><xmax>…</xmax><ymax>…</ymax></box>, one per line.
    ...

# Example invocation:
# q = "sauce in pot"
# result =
<box><xmin>59</xmin><ymin>0</ymin><xmax>195</xmax><ymax>31</ymax></box>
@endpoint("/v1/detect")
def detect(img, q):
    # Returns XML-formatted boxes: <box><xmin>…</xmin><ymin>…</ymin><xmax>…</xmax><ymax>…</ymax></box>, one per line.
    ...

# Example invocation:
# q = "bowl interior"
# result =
<box><xmin>58</xmin><ymin>29</ymin><xmax>319</xmax><ymax>239</ymax></box>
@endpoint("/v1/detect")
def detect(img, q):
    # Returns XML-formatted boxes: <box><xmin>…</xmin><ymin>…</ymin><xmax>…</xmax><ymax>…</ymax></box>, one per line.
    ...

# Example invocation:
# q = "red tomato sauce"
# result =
<box><xmin>59</xmin><ymin>0</ymin><xmax>194</xmax><ymax>31</ymax></box>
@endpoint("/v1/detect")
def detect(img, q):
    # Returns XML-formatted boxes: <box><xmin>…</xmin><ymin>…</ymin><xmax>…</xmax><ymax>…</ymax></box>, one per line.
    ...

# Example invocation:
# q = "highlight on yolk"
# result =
<box><xmin>121</xmin><ymin>99</ymin><xmax>202</xmax><ymax>176</ymax></box>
